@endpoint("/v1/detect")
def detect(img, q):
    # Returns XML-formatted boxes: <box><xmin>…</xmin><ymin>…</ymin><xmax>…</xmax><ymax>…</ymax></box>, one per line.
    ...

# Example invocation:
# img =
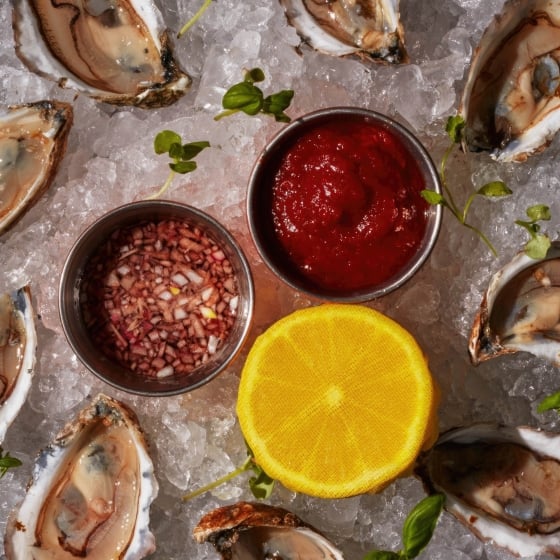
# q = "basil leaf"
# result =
<box><xmin>445</xmin><ymin>115</ymin><xmax>465</xmax><ymax>144</ymax></box>
<box><xmin>421</xmin><ymin>190</ymin><xmax>445</xmax><ymax>205</ymax></box>
<box><xmin>181</xmin><ymin>141</ymin><xmax>211</xmax><ymax>161</ymax></box>
<box><xmin>362</xmin><ymin>551</ymin><xmax>401</xmax><ymax>560</ymax></box>
<box><xmin>477</xmin><ymin>181</ymin><xmax>512</xmax><ymax>197</ymax></box>
<box><xmin>222</xmin><ymin>82</ymin><xmax>263</xmax><ymax>114</ymax></box>
<box><xmin>402</xmin><ymin>494</ymin><xmax>444</xmax><ymax>558</ymax></box>
<box><xmin>525</xmin><ymin>234</ymin><xmax>552</xmax><ymax>260</ymax></box>
<box><xmin>527</xmin><ymin>204</ymin><xmax>551</xmax><ymax>222</ymax></box>
<box><xmin>538</xmin><ymin>391</ymin><xmax>560</xmax><ymax>413</ymax></box>
<box><xmin>170</xmin><ymin>161</ymin><xmax>197</xmax><ymax>174</ymax></box>
<box><xmin>154</xmin><ymin>130</ymin><xmax>182</xmax><ymax>154</ymax></box>
<box><xmin>246</xmin><ymin>67</ymin><xmax>265</xmax><ymax>83</ymax></box>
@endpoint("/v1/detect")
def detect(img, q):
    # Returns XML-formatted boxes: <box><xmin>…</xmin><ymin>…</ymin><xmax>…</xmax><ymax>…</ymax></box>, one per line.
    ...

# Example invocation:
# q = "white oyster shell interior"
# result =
<box><xmin>0</xmin><ymin>286</ymin><xmax>36</xmax><ymax>443</ymax></box>
<box><xmin>5</xmin><ymin>393</ymin><xmax>158</xmax><ymax>560</ymax></box>
<box><xmin>416</xmin><ymin>424</ymin><xmax>560</xmax><ymax>558</ymax></box>
<box><xmin>279</xmin><ymin>0</ymin><xmax>407</xmax><ymax>64</ymax></box>
<box><xmin>13</xmin><ymin>0</ymin><xmax>191</xmax><ymax>108</ymax></box>
<box><xmin>0</xmin><ymin>101</ymin><xmax>73</xmax><ymax>235</ymax></box>
<box><xmin>461</xmin><ymin>0</ymin><xmax>560</xmax><ymax>162</ymax></box>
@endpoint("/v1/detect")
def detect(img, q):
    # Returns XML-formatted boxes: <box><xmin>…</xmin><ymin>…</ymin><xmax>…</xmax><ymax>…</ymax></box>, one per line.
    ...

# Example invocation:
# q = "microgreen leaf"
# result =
<box><xmin>445</xmin><ymin>115</ymin><xmax>465</xmax><ymax>144</ymax></box>
<box><xmin>525</xmin><ymin>234</ymin><xmax>551</xmax><ymax>260</ymax></box>
<box><xmin>215</xmin><ymin>68</ymin><xmax>293</xmax><ymax>122</ymax></box>
<box><xmin>402</xmin><ymin>494</ymin><xmax>445</xmax><ymax>558</ymax></box>
<box><xmin>154</xmin><ymin>130</ymin><xmax>182</xmax><ymax>154</ymax></box>
<box><xmin>263</xmin><ymin>90</ymin><xmax>294</xmax><ymax>123</ymax></box>
<box><xmin>148</xmin><ymin>131</ymin><xmax>210</xmax><ymax>199</ymax></box>
<box><xmin>537</xmin><ymin>390</ymin><xmax>560</xmax><ymax>413</ymax></box>
<box><xmin>515</xmin><ymin>204</ymin><xmax>552</xmax><ymax>259</ymax></box>
<box><xmin>248</xmin><ymin>465</ymin><xmax>275</xmax><ymax>499</ymax></box>
<box><xmin>476</xmin><ymin>181</ymin><xmax>512</xmax><ymax>197</ymax></box>
<box><xmin>421</xmin><ymin>190</ymin><xmax>445</xmax><ymax>206</ymax></box>
<box><xmin>0</xmin><ymin>447</ymin><xmax>22</xmax><ymax>478</ymax></box>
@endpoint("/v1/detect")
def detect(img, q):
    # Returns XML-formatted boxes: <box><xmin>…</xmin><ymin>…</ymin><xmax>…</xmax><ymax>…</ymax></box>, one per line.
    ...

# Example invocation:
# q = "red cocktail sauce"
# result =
<box><xmin>271</xmin><ymin>118</ymin><xmax>429</xmax><ymax>293</ymax></box>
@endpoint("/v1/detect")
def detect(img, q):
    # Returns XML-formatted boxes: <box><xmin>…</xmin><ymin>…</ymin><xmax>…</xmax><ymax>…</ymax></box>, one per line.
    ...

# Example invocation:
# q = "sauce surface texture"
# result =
<box><xmin>271</xmin><ymin>117</ymin><xmax>429</xmax><ymax>292</ymax></box>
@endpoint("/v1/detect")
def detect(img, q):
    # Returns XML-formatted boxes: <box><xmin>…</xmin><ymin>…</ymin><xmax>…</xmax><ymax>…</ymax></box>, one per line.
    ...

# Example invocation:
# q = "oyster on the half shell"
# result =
<box><xmin>194</xmin><ymin>501</ymin><xmax>345</xmax><ymax>559</ymax></box>
<box><xmin>415</xmin><ymin>424</ymin><xmax>560</xmax><ymax>558</ymax></box>
<box><xmin>5</xmin><ymin>393</ymin><xmax>158</xmax><ymax>560</ymax></box>
<box><xmin>0</xmin><ymin>101</ymin><xmax>72</xmax><ymax>235</ymax></box>
<box><xmin>13</xmin><ymin>0</ymin><xmax>191</xmax><ymax>108</ymax></box>
<box><xmin>0</xmin><ymin>286</ymin><xmax>36</xmax><ymax>443</ymax></box>
<box><xmin>469</xmin><ymin>242</ymin><xmax>560</xmax><ymax>366</ymax></box>
<box><xmin>460</xmin><ymin>0</ymin><xmax>560</xmax><ymax>162</ymax></box>
<box><xmin>279</xmin><ymin>0</ymin><xmax>407</xmax><ymax>64</ymax></box>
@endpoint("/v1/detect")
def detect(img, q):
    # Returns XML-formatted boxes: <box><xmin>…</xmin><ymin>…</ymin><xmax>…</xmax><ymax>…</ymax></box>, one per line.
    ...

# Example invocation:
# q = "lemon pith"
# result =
<box><xmin>236</xmin><ymin>304</ymin><xmax>438</xmax><ymax>498</ymax></box>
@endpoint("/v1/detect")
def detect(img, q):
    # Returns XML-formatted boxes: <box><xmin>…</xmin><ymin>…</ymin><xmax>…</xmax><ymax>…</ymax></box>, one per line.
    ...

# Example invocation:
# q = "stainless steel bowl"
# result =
<box><xmin>247</xmin><ymin>107</ymin><xmax>442</xmax><ymax>302</ymax></box>
<box><xmin>59</xmin><ymin>200</ymin><xmax>254</xmax><ymax>396</ymax></box>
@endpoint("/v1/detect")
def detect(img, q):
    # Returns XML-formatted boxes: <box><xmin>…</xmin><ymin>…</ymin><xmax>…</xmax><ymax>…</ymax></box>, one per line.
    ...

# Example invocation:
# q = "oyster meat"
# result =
<box><xmin>460</xmin><ymin>0</ymin><xmax>560</xmax><ymax>162</ymax></box>
<box><xmin>279</xmin><ymin>0</ymin><xmax>407</xmax><ymax>64</ymax></box>
<box><xmin>0</xmin><ymin>286</ymin><xmax>36</xmax><ymax>443</ymax></box>
<box><xmin>194</xmin><ymin>501</ymin><xmax>345</xmax><ymax>559</ymax></box>
<box><xmin>469</xmin><ymin>242</ymin><xmax>560</xmax><ymax>366</ymax></box>
<box><xmin>5</xmin><ymin>393</ymin><xmax>158</xmax><ymax>560</ymax></box>
<box><xmin>13</xmin><ymin>0</ymin><xmax>191</xmax><ymax>108</ymax></box>
<box><xmin>416</xmin><ymin>424</ymin><xmax>560</xmax><ymax>557</ymax></box>
<box><xmin>0</xmin><ymin>101</ymin><xmax>72</xmax><ymax>235</ymax></box>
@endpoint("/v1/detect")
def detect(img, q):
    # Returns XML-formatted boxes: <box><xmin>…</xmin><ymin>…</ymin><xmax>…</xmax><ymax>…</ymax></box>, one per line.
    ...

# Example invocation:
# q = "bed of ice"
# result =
<box><xmin>2</xmin><ymin>0</ymin><xmax>560</xmax><ymax>558</ymax></box>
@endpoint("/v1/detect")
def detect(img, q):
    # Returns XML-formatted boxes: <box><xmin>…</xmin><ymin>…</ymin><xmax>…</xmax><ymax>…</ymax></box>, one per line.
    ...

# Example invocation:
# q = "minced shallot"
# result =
<box><xmin>80</xmin><ymin>219</ymin><xmax>239</xmax><ymax>378</ymax></box>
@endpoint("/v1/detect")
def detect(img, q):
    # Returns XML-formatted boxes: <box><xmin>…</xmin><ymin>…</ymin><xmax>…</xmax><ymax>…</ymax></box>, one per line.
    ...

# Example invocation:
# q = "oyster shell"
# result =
<box><xmin>460</xmin><ymin>0</ymin><xmax>560</xmax><ymax>162</ymax></box>
<box><xmin>415</xmin><ymin>424</ymin><xmax>560</xmax><ymax>557</ymax></box>
<box><xmin>0</xmin><ymin>286</ymin><xmax>36</xmax><ymax>443</ymax></box>
<box><xmin>469</xmin><ymin>242</ymin><xmax>560</xmax><ymax>366</ymax></box>
<box><xmin>0</xmin><ymin>101</ymin><xmax>72</xmax><ymax>235</ymax></box>
<box><xmin>279</xmin><ymin>0</ymin><xmax>407</xmax><ymax>64</ymax></box>
<box><xmin>194</xmin><ymin>501</ymin><xmax>344</xmax><ymax>559</ymax></box>
<box><xmin>12</xmin><ymin>0</ymin><xmax>191</xmax><ymax>108</ymax></box>
<box><xmin>5</xmin><ymin>393</ymin><xmax>158</xmax><ymax>560</ymax></box>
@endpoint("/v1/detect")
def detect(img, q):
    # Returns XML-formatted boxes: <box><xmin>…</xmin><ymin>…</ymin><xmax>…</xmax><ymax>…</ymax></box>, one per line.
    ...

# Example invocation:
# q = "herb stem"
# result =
<box><xmin>146</xmin><ymin>169</ymin><xmax>176</xmax><ymax>200</ymax></box>
<box><xmin>177</xmin><ymin>0</ymin><xmax>213</xmax><ymax>38</ymax></box>
<box><xmin>182</xmin><ymin>457</ymin><xmax>252</xmax><ymax>501</ymax></box>
<box><xmin>462</xmin><ymin>192</ymin><xmax>477</xmax><ymax>224</ymax></box>
<box><xmin>214</xmin><ymin>108</ymin><xmax>239</xmax><ymax>121</ymax></box>
<box><xmin>463</xmin><ymin>222</ymin><xmax>498</xmax><ymax>257</ymax></box>
<box><xmin>439</xmin><ymin>141</ymin><xmax>461</xmax><ymax>216</ymax></box>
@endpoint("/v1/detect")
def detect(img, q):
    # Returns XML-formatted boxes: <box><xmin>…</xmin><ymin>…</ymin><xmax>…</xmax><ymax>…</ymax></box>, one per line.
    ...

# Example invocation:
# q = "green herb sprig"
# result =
<box><xmin>363</xmin><ymin>494</ymin><xmax>444</xmax><ymax>560</ymax></box>
<box><xmin>515</xmin><ymin>204</ymin><xmax>552</xmax><ymax>259</ymax></box>
<box><xmin>215</xmin><ymin>68</ymin><xmax>294</xmax><ymax>123</ymax></box>
<box><xmin>0</xmin><ymin>447</ymin><xmax>22</xmax><ymax>478</ymax></box>
<box><xmin>182</xmin><ymin>445</ymin><xmax>274</xmax><ymax>501</ymax></box>
<box><xmin>148</xmin><ymin>131</ymin><xmax>210</xmax><ymax>199</ymax></box>
<box><xmin>537</xmin><ymin>390</ymin><xmax>560</xmax><ymax>414</ymax></box>
<box><xmin>177</xmin><ymin>0</ymin><xmax>213</xmax><ymax>39</ymax></box>
<box><xmin>421</xmin><ymin>115</ymin><xmax>512</xmax><ymax>257</ymax></box>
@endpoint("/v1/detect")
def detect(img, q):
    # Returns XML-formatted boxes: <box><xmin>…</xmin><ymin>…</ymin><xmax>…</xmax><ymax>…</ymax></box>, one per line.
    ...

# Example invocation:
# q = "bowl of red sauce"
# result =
<box><xmin>247</xmin><ymin>107</ymin><xmax>442</xmax><ymax>301</ymax></box>
<box><xmin>59</xmin><ymin>200</ymin><xmax>254</xmax><ymax>396</ymax></box>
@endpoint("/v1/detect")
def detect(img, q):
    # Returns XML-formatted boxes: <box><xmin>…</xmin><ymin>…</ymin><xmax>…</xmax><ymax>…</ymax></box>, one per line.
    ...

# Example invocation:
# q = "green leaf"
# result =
<box><xmin>527</xmin><ymin>204</ymin><xmax>551</xmax><ymax>222</ymax></box>
<box><xmin>248</xmin><ymin>466</ymin><xmax>275</xmax><ymax>499</ymax></box>
<box><xmin>477</xmin><ymin>181</ymin><xmax>512</xmax><ymax>197</ymax></box>
<box><xmin>525</xmin><ymin>234</ymin><xmax>552</xmax><ymax>260</ymax></box>
<box><xmin>402</xmin><ymin>494</ymin><xmax>444</xmax><ymax>558</ymax></box>
<box><xmin>154</xmin><ymin>130</ymin><xmax>182</xmax><ymax>154</ymax></box>
<box><xmin>421</xmin><ymin>190</ymin><xmax>445</xmax><ymax>205</ymax></box>
<box><xmin>537</xmin><ymin>391</ymin><xmax>560</xmax><ymax>413</ymax></box>
<box><xmin>168</xmin><ymin>142</ymin><xmax>184</xmax><ymax>161</ymax></box>
<box><xmin>222</xmin><ymin>82</ymin><xmax>263</xmax><ymax>114</ymax></box>
<box><xmin>170</xmin><ymin>161</ymin><xmax>197</xmax><ymax>174</ymax></box>
<box><xmin>445</xmin><ymin>115</ymin><xmax>465</xmax><ymax>144</ymax></box>
<box><xmin>245</xmin><ymin>67</ymin><xmax>266</xmax><ymax>83</ymax></box>
<box><xmin>362</xmin><ymin>551</ymin><xmax>401</xmax><ymax>560</ymax></box>
<box><xmin>0</xmin><ymin>448</ymin><xmax>22</xmax><ymax>478</ymax></box>
<box><xmin>263</xmin><ymin>90</ymin><xmax>294</xmax><ymax>122</ymax></box>
<box><xmin>180</xmin><ymin>141</ymin><xmax>211</xmax><ymax>161</ymax></box>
